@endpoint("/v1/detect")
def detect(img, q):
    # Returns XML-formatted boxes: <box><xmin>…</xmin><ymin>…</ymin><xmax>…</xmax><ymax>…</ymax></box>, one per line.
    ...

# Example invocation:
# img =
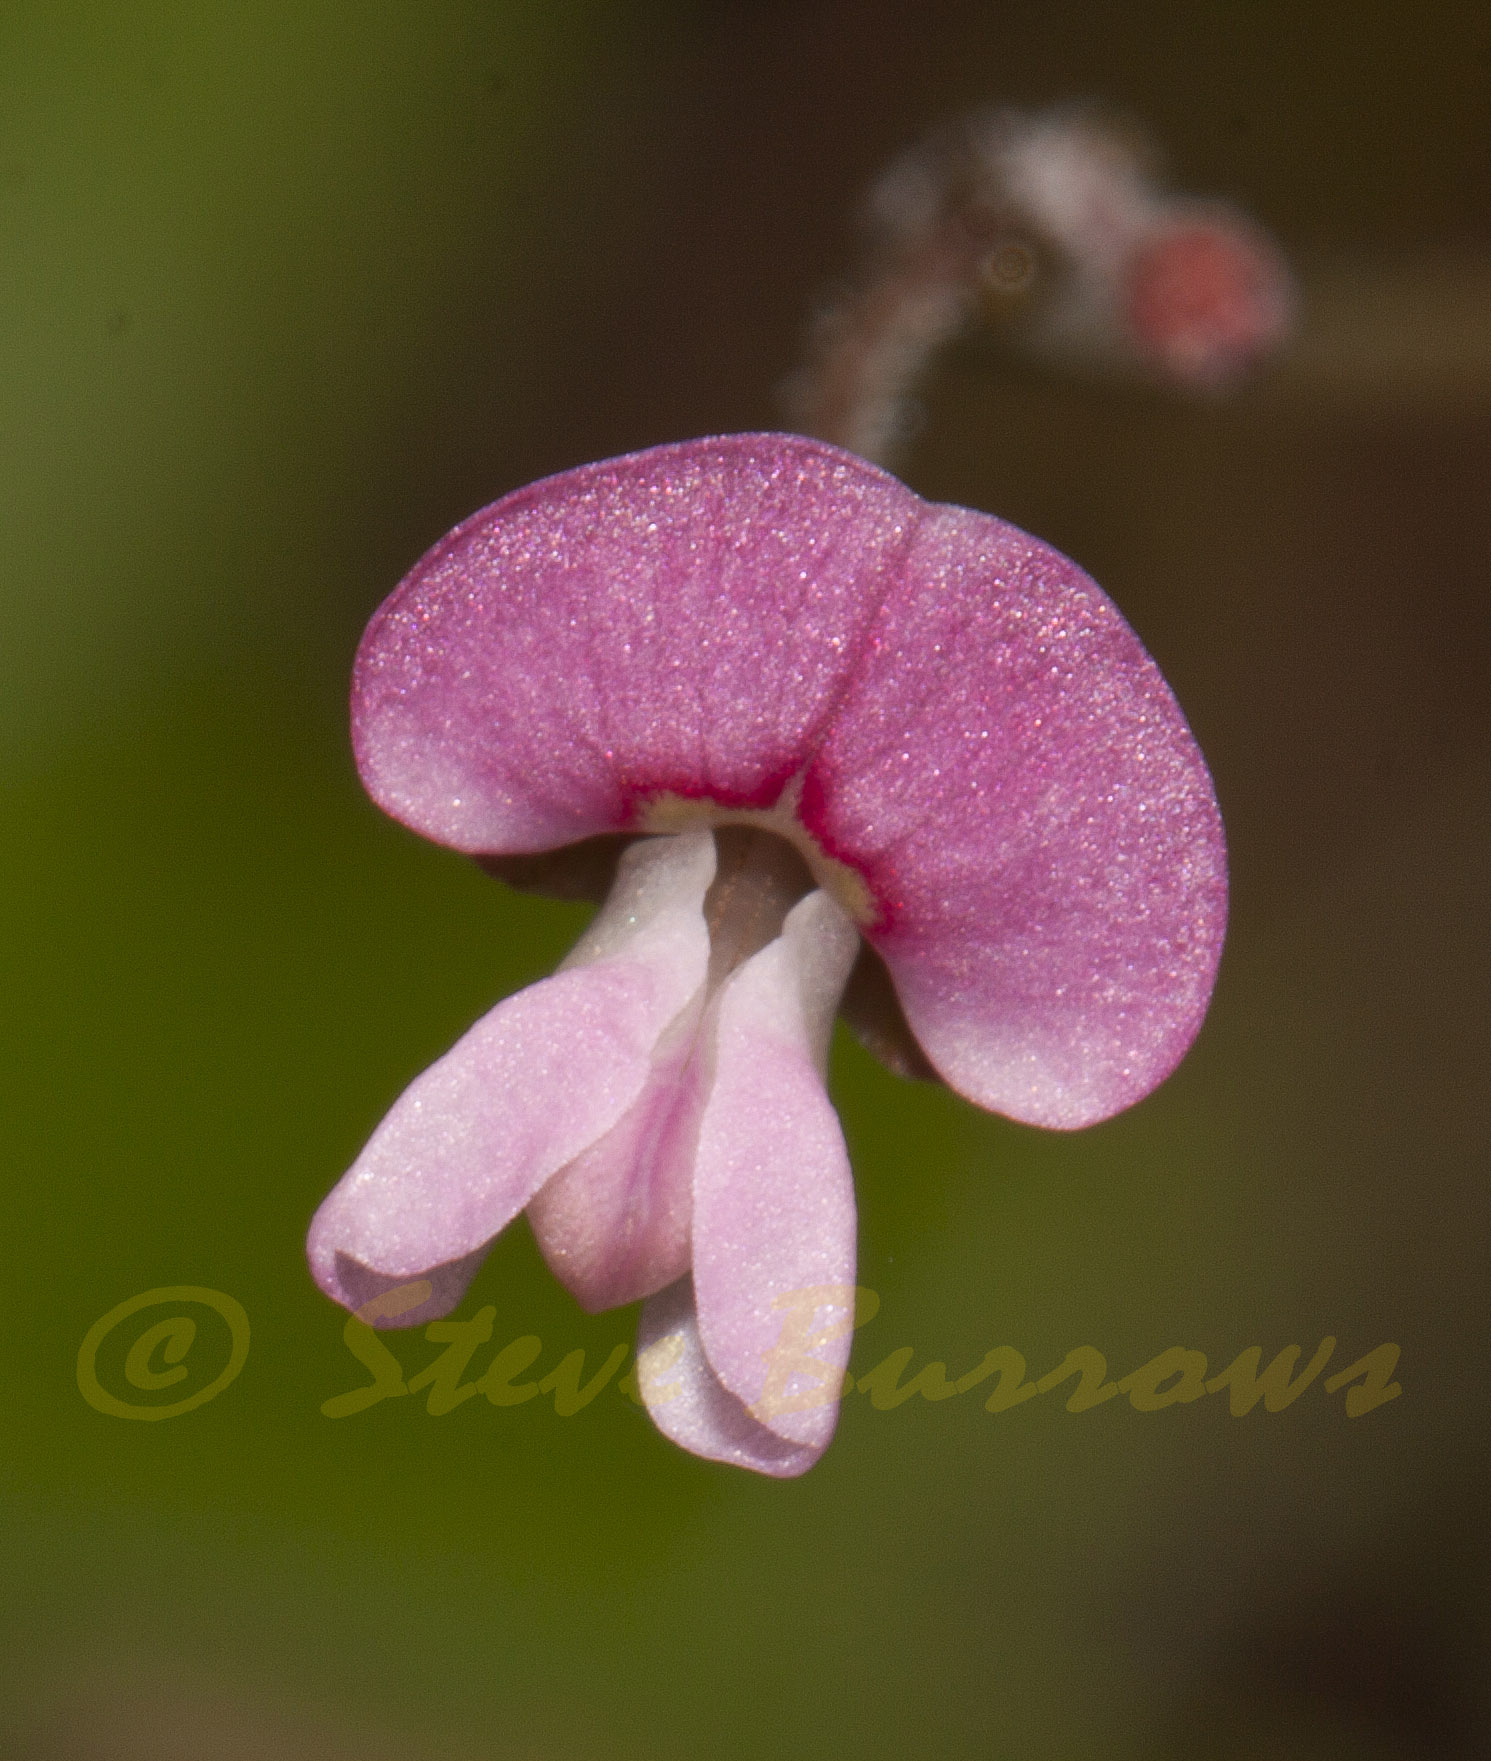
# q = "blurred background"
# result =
<box><xmin>2</xmin><ymin>3</ymin><xmax>1488</xmax><ymax>1756</ymax></box>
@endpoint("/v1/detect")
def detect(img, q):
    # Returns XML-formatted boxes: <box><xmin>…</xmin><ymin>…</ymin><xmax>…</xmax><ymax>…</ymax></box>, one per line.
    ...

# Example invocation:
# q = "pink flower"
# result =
<box><xmin>307</xmin><ymin>433</ymin><xmax>1226</xmax><ymax>1475</ymax></box>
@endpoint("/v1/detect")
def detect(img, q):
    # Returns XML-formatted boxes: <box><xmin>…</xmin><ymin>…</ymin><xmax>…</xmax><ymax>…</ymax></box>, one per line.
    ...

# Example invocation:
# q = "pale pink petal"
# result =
<box><xmin>690</xmin><ymin>890</ymin><xmax>861</xmax><ymax>1451</ymax></box>
<box><xmin>307</xmin><ymin>834</ymin><xmax>714</xmax><ymax>1323</ymax></box>
<box><xmin>330</xmin><ymin>1248</ymin><xmax>490</xmax><ymax>1328</ymax></box>
<box><xmin>352</xmin><ymin>435</ymin><xmax>921</xmax><ymax>854</ymax></box>
<box><xmin>801</xmin><ymin>503</ymin><xmax>1226</xmax><ymax>1129</ymax></box>
<box><xmin>635</xmin><ymin>1278</ymin><xmax>824</xmax><ymax>1479</ymax></box>
<box><xmin>526</xmin><ymin>991</ymin><xmax>707</xmax><ymax>1313</ymax></box>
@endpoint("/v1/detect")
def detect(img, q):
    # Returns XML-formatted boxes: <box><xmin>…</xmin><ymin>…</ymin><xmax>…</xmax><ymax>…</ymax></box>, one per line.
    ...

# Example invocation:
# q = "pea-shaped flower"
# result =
<box><xmin>308</xmin><ymin>433</ymin><xmax>1226</xmax><ymax>1475</ymax></box>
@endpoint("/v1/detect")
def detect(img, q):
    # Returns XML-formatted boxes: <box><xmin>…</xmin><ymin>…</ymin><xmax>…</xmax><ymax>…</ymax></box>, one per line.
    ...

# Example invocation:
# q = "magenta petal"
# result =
<box><xmin>690</xmin><ymin>891</ymin><xmax>860</xmax><ymax>1452</ymax></box>
<box><xmin>803</xmin><ymin>503</ymin><xmax>1227</xmax><ymax>1128</ymax></box>
<box><xmin>636</xmin><ymin>1278</ymin><xmax>824</xmax><ymax>1478</ymax></box>
<box><xmin>351</xmin><ymin>435</ymin><xmax>921</xmax><ymax>854</ymax></box>
<box><xmin>307</xmin><ymin>834</ymin><xmax>713</xmax><ymax>1321</ymax></box>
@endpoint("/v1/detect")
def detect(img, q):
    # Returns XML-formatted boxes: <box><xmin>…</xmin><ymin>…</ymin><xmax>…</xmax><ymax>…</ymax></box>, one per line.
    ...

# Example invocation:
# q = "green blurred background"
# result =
<box><xmin>3</xmin><ymin>4</ymin><xmax>1488</xmax><ymax>1756</ymax></box>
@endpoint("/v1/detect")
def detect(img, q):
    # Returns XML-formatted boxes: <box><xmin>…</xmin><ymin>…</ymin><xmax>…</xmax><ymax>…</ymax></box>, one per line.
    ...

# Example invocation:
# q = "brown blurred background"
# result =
<box><xmin>2</xmin><ymin>4</ymin><xmax>1487</xmax><ymax>1757</ymax></box>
